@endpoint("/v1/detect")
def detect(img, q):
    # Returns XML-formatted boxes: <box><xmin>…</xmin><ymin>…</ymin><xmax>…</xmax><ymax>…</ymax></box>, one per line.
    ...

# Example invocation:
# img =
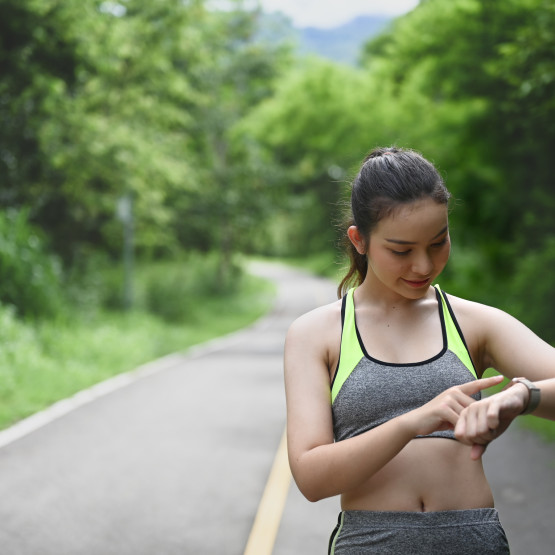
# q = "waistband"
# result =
<box><xmin>340</xmin><ymin>508</ymin><xmax>500</xmax><ymax>529</ymax></box>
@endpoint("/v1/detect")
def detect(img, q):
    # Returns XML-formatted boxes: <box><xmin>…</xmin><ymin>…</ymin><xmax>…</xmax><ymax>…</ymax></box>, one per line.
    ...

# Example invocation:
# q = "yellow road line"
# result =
<box><xmin>244</xmin><ymin>427</ymin><xmax>292</xmax><ymax>555</ymax></box>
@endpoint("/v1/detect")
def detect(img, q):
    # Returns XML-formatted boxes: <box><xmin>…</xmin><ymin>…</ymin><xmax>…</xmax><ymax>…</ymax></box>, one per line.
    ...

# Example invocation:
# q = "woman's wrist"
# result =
<box><xmin>504</xmin><ymin>377</ymin><xmax>541</xmax><ymax>415</ymax></box>
<box><xmin>512</xmin><ymin>382</ymin><xmax>531</xmax><ymax>412</ymax></box>
<box><xmin>396</xmin><ymin>411</ymin><xmax>420</xmax><ymax>439</ymax></box>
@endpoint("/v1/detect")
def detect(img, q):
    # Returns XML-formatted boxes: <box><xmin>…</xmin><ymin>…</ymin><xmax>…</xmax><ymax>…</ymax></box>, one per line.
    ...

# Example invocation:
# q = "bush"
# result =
<box><xmin>0</xmin><ymin>209</ymin><xmax>64</xmax><ymax>319</ymax></box>
<box><xmin>0</xmin><ymin>303</ymin><xmax>39</xmax><ymax>406</ymax></box>
<box><xmin>66</xmin><ymin>251</ymin><xmax>126</xmax><ymax>313</ymax></box>
<box><xmin>508</xmin><ymin>237</ymin><xmax>555</xmax><ymax>344</ymax></box>
<box><xmin>136</xmin><ymin>251</ymin><xmax>244</xmax><ymax>323</ymax></box>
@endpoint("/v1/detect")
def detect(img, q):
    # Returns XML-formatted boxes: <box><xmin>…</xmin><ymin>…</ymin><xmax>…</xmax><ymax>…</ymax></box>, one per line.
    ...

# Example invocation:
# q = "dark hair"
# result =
<box><xmin>337</xmin><ymin>146</ymin><xmax>451</xmax><ymax>297</ymax></box>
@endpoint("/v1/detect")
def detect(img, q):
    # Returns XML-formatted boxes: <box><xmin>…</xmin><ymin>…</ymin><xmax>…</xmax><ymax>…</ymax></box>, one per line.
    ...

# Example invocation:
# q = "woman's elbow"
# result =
<box><xmin>291</xmin><ymin>467</ymin><xmax>334</xmax><ymax>503</ymax></box>
<box><xmin>294</xmin><ymin>479</ymin><xmax>329</xmax><ymax>503</ymax></box>
<box><xmin>304</xmin><ymin>492</ymin><xmax>324</xmax><ymax>503</ymax></box>
<box><xmin>289</xmin><ymin>448</ymin><xmax>338</xmax><ymax>502</ymax></box>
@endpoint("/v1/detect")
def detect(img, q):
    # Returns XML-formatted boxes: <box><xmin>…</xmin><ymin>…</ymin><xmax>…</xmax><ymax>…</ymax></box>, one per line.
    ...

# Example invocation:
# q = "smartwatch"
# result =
<box><xmin>508</xmin><ymin>377</ymin><xmax>541</xmax><ymax>415</ymax></box>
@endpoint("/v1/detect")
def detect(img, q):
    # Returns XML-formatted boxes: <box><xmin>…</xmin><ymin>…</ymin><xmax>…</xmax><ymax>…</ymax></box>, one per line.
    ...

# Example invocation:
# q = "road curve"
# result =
<box><xmin>0</xmin><ymin>261</ymin><xmax>553</xmax><ymax>554</ymax></box>
<box><xmin>0</xmin><ymin>262</ymin><xmax>338</xmax><ymax>554</ymax></box>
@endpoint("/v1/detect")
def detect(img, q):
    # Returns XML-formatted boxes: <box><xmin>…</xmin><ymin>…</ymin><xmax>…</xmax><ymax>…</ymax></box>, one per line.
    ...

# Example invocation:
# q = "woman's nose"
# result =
<box><xmin>412</xmin><ymin>253</ymin><xmax>433</xmax><ymax>276</ymax></box>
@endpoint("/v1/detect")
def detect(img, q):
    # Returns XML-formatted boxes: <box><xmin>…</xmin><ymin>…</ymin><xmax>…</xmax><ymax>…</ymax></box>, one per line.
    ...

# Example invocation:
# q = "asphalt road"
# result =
<box><xmin>0</xmin><ymin>261</ymin><xmax>553</xmax><ymax>554</ymax></box>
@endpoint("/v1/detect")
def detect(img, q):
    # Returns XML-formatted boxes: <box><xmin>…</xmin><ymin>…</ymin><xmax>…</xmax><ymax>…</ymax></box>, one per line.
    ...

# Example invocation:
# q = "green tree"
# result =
<box><xmin>238</xmin><ymin>58</ymin><xmax>383</xmax><ymax>255</ymax></box>
<box><xmin>178</xmin><ymin>3</ymin><xmax>292</xmax><ymax>280</ymax></box>
<box><xmin>35</xmin><ymin>0</ymin><xmax>208</xmax><ymax>262</ymax></box>
<box><xmin>0</xmin><ymin>0</ymin><xmax>80</xmax><ymax>210</ymax></box>
<box><xmin>1</xmin><ymin>0</ymin><xmax>239</xmax><ymax>266</ymax></box>
<box><xmin>1</xmin><ymin>0</ymin><xmax>197</xmax><ymax>263</ymax></box>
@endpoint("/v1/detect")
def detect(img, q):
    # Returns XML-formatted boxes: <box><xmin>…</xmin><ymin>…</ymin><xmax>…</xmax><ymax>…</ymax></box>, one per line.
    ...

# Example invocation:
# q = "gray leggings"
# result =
<box><xmin>329</xmin><ymin>508</ymin><xmax>510</xmax><ymax>554</ymax></box>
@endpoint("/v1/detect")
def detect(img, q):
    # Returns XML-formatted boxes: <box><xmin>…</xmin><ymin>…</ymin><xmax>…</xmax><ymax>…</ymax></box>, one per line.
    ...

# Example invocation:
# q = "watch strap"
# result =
<box><xmin>511</xmin><ymin>377</ymin><xmax>541</xmax><ymax>415</ymax></box>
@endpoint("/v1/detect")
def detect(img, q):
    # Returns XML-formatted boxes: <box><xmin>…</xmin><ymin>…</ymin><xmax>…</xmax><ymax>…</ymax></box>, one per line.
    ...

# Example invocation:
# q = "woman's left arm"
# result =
<box><xmin>450</xmin><ymin>299</ymin><xmax>555</xmax><ymax>457</ymax></box>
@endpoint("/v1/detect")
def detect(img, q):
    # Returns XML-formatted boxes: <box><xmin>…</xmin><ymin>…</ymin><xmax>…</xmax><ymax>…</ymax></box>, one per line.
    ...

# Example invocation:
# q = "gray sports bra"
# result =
<box><xmin>331</xmin><ymin>285</ymin><xmax>478</xmax><ymax>442</ymax></box>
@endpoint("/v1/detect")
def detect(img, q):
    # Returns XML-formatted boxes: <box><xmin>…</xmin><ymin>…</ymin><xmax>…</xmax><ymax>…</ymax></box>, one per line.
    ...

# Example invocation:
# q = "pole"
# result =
<box><xmin>117</xmin><ymin>192</ymin><xmax>134</xmax><ymax>310</ymax></box>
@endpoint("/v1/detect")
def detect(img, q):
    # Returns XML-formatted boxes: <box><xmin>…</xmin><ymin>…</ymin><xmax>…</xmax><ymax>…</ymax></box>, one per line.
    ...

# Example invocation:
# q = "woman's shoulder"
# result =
<box><xmin>441</xmin><ymin>289</ymin><xmax>525</xmax><ymax>347</ymax></box>
<box><xmin>441</xmin><ymin>289</ymin><xmax>509</xmax><ymax>322</ymax></box>
<box><xmin>285</xmin><ymin>298</ymin><xmax>344</xmax><ymax>376</ymax></box>
<box><xmin>286</xmin><ymin>298</ymin><xmax>343</xmax><ymax>343</ymax></box>
<box><xmin>443</xmin><ymin>288</ymin><xmax>555</xmax><ymax>378</ymax></box>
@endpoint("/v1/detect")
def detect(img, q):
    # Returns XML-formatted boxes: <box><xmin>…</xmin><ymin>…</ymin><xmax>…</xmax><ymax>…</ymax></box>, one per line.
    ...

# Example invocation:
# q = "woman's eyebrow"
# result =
<box><xmin>385</xmin><ymin>225</ymin><xmax>449</xmax><ymax>245</ymax></box>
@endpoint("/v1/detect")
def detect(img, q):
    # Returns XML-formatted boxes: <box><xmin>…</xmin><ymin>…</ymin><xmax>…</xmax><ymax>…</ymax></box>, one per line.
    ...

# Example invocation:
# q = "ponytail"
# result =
<box><xmin>337</xmin><ymin>218</ymin><xmax>367</xmax><ymax>298</ymax></box>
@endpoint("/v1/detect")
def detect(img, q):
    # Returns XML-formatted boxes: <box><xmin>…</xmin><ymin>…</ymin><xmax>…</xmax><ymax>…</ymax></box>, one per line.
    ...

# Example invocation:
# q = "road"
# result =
<box><xmin>0</xmin><ymin>261</ymin><xmax>553</xmax><ymax>554</ymax></box>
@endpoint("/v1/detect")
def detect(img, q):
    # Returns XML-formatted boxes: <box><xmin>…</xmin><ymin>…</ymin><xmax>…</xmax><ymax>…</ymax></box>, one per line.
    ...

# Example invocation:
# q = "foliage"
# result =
<box><xmin>1</xmin><ymin>0</ymin><xmax>198</xmax><ymax>262</ymax></box>
<box><xmin>0</xmin><ymin>209</ymin><xmax>64</xmax><ymax>318</ymax></box>
<box><xmin>277</xmin><ymin>252</ymin><xmax>347</xmax><ymax>287</ymax></box>
<box><xmin>238</xmin><ymin>58</ymin><xmax>379</xmax><ymax>254</ymax></box>
<box><xmin>180</xmin><ymin>4</ymin><xmax>293</xmax><ymax>278</ymax></box>
<box><xmin>0</xmin><ymin>0</ymin><xmax>290</xmax><ymax>270</ymax></box>
<box><xmin>0</xmin><ymin>302</ymin><xmax>45</xmax><ymax>423</ymax></box>
<box><xmin>354</xmin><ymin>0</ymin><xmax>555</xmax><ymax>325</ymax></box>
<box><xmin>507</xmin><ymin>237</ymin><xmax>555</xmax><ymax>344</ymax></box>
<box><xmin>136</xmin><ymin>252</ymin><xmax>244</xmax><ymax>322</ymax></box>
<box><xmin>239</xmin><ymin>0</ymin><xmax>555</xmax><ymax>339</ymax></box>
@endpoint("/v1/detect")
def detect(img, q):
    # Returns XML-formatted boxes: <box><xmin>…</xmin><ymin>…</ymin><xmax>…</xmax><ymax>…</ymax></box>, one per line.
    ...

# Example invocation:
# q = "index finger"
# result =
<box><xmin>458</xmin><ymin>375</ymin><xmax>504</xmax><ymax>396</ymax></box>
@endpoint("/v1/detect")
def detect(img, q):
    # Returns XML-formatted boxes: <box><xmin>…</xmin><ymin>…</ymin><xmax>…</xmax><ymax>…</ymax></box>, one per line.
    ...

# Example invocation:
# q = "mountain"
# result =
<box><xmin>297</xmin><ymin>15</ymin><xmax>391</xmax><ymax>66</ymax></box>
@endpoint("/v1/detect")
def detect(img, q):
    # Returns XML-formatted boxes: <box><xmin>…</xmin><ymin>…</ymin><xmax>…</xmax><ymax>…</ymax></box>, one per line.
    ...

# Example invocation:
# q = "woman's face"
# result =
<box><xmin>355</xmin><ymin>198</ymin><xmax>451</xmax><ymax>300</ymax></box>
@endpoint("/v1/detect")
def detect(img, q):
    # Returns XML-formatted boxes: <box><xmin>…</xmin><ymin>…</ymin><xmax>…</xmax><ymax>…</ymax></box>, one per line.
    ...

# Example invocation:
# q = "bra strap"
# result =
<box><xmin>434</xmin><ymin>284</ymin><xmax>477</xmax><ymax>379</ymax></box>
<box><xmin>331</xmin><ymin>288</ymin><xmax>365</xmax><ymax>403</ymax></box>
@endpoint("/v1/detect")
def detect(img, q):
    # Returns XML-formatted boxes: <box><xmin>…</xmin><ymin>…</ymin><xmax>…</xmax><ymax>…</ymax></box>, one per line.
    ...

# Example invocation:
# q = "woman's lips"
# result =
<box><xmin>402</xmin><ymin>278</ymin><xmax>430</xmax><ymax>288</ymax></box>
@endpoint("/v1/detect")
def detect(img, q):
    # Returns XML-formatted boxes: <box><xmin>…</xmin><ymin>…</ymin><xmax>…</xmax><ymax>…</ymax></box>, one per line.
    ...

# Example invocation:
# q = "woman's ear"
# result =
<box><xmin>347</xmin><ymin>226</ymin><xmax>367</xmax><ymax>255</ymax></box>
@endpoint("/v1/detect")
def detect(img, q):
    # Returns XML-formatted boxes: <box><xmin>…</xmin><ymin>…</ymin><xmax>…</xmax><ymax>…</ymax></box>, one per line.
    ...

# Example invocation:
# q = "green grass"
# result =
<box><xmin>0</xmin><ymin>270</ymin><xmax>275</xmax><ymax>430</ymax></box>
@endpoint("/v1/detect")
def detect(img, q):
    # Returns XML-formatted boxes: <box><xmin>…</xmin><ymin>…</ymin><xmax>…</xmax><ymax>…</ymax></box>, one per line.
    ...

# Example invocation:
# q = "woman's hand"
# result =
<box><xmin>405</xmin><ymin>375</ymin><xmax>505</xmax><ymax>438</ymax></box>
<box><xmin>454</xmin><ymin>380</ymin><xmax>529</xmax><ymax>460</ymax></box>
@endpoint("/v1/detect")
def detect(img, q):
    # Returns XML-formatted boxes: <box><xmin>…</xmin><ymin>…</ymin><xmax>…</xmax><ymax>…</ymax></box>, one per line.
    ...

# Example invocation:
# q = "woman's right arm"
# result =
<box><xmin>284</xmin><ymin>309</ymin><xmax>503</xmax><ymax>502</ymax></box>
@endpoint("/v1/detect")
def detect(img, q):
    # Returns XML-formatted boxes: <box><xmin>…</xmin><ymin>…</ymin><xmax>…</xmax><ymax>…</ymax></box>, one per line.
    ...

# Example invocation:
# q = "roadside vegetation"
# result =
<box><xmin>0</xmin><ymin>251</ymin><xmax>274</xmax><ymax>430</ymax></box>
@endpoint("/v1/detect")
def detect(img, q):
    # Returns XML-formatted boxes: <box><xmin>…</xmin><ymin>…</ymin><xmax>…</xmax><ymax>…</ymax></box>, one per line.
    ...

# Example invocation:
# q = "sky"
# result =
<box><xmin>257</xmin><ymin>0</ymin><xmax>420</xmax><ymax>28</ymax></box>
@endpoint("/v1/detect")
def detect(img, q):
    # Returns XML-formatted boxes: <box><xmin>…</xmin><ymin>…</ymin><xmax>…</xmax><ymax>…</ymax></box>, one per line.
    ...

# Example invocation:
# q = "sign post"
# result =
<box><xmin>116</xmin><ymin>192</ymin><xmax>134</xmax><ymax>310</ymax></box>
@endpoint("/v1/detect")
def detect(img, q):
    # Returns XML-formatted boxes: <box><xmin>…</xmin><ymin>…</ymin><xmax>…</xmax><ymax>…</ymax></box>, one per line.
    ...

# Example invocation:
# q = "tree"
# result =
<box><xmin>237</xmin><ymin>58</ymin><xmax>386</xmax><ymax>255</ymax></box>
<box><xmin>0</xmin><ymin>0</ymin><xmax>80</xmax><ymax>210</ymax></box>
<box><xmin>36</xmin><ymin>0</ymin><xmax>210</xmax><ymax>262</ymax></box>
<box><xmin>177</xmin><ymin>2</ymin><xmax>292</xmax><ymax>280</ymax></box>
<box><xmin>1</xmin><ymin>0</ymin><xmax>205</xmax><ymax>263</ymax></box>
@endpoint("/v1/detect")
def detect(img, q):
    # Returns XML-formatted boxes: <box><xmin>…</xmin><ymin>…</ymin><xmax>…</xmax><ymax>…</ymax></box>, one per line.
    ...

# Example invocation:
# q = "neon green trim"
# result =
<box><xmin>331</xmin><ymin>288</ymin><xmax>364</xmax><ymax>403</ymax></box>
<box><xmin>330</xmin><ymin>511</ymin><xmax>345</xmax><ymax>554</ymax></box>
<box><xmin>434</xmin><ymin>284</ymin><xmax>477</xmax><ymax>379</ymax></box>
<box><xmin>331</xmin><ymin>286</ymin><xmax>476</xmax><ymax>403</ymax></box>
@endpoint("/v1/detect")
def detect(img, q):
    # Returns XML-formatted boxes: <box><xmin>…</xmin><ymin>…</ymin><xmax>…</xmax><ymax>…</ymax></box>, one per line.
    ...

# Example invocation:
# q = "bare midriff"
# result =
<box><xmin>341</xmin><ymin>437</ymin><xmax>494</xmax><ymax>512</ymax></box>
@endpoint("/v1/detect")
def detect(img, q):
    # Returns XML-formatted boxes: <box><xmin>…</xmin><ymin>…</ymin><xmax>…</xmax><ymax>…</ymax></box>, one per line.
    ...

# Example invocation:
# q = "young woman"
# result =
<box><xmin>284</xmin><ymin>147</ymin><xmax>555</xmax><ymax>553</ymax></box>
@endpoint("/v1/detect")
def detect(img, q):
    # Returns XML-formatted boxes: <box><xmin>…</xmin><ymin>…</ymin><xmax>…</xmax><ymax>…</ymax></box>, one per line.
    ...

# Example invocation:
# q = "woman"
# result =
<box><xmin>284</xmin><ymin>147</ymin><xmax>555</xmax><ymax>553</ymax></box>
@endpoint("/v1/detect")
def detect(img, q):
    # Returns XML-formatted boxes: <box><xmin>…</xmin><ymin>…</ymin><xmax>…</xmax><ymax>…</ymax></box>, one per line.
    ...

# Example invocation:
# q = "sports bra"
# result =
<box><xmin>331</xmin><ymin>285</ymin><xmax>478</xmax><ymax>442</ymax></box>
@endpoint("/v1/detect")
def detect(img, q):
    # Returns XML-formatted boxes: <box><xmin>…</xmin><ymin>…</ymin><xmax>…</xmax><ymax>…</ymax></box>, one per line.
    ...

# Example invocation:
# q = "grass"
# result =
<box><xmin>0</xmin><ymin>269</ymin><xmax>275</xmax><ymax>431</ymax></box>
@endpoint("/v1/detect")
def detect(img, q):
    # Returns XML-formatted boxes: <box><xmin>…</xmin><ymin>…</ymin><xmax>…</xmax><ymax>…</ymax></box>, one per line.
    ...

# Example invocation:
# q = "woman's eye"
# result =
<box><xmin>431</xmin><ymin>238</ymin><xmax>448</xmax><ymax>248</ymax></box>
<box><xmin>391</xmin><ymin>250</ymin><xmax>410</xmax><ymax>256</ymax></box>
